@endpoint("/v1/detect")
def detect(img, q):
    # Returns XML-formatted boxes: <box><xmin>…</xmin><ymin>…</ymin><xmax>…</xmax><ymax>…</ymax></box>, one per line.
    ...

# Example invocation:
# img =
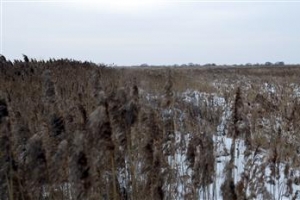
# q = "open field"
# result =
<box><xmin>1</xmin><ymin>58</ymin><xmax>300</xmax><ymax>199</ymax></box>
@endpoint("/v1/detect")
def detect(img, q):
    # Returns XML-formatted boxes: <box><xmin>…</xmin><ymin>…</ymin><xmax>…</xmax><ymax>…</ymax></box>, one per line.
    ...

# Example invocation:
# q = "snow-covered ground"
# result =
<box><xmin>160</xmin><ymin>90</ymin><xmax>300</xmax><ymax>200</ymax></box>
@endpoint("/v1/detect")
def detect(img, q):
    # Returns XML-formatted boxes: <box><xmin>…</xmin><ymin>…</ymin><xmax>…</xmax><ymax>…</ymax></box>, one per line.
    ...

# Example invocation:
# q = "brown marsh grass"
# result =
<box><xmin>2</xmin><ymin>58</ymin><xmax>300</xmax><ymax>199</ymax></box>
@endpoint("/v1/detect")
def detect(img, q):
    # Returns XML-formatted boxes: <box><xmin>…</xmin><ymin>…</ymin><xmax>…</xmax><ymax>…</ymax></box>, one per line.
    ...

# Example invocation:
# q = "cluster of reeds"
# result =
<box><xmin>2</xmin><ymin>56</ymin><xmax>300</xmax><ymax>199</ymax></box>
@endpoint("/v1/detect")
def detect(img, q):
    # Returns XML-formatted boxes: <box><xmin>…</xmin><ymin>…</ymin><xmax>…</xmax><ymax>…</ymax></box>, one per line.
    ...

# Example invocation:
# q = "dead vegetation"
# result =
<box><xmin>1</xmin><ymin>57</ymin><xmax>300</xmax><ymax>199</ymax></box>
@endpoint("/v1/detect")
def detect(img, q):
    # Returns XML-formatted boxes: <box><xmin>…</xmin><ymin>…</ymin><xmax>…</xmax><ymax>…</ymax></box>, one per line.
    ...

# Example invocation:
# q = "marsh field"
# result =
<box><xmin>2</xmin><ymin>59</ymin><xmax>300</xmax><ymax>200</ymax></box>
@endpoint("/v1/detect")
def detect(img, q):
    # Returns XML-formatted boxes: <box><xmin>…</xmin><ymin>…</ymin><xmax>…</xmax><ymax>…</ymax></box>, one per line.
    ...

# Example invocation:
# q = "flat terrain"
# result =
<box><xmin>1</xmin><ymin>59</ymin><xmax>300</xmax><ymax>199</ymax></box>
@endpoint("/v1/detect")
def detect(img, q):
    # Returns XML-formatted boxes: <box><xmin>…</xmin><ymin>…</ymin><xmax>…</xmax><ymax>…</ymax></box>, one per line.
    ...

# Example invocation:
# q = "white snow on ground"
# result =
<box><xmin>162</xmin><ymin>90</ymin><xmax>300</xmax><ymax>200</ymax></box>
<box><xmin>182</xmin><ymin>90</ymin><xmax>226</xmax><ymax>107</ymax></box>
<box><xmin>263</xmin><ymin>82</ymin><xmax>277</xmax><ymax>94</ymax></box>
<box><xmin>290</xmin><ymin>83</ymin><xmax>300</xmax><ymax>98</ymax></box>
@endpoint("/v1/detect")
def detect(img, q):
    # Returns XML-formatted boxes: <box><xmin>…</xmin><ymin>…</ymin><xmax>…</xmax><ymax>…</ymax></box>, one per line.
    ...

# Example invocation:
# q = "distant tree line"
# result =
<box><xmin>0</xmin><ymin>54</ymin><xmax>287</xmax><ymax>68</ymax></box>
<box><xmin>138</xmin><ymin>61</ymin><xmax>286</xmax><ymax>67</ymax></box>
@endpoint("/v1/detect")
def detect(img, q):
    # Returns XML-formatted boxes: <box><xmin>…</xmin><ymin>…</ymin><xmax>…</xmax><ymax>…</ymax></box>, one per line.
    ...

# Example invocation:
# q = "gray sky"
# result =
<box><xmin>1</xmin><ymin>0</ymin><xmax>300</xmax><ymax>65</ymax></box>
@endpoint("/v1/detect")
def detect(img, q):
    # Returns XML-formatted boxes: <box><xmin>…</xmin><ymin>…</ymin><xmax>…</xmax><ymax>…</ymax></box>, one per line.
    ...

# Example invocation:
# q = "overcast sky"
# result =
<box><xmin>1</xmin><ymin>0</ymin><xmax>300</xmax><ymax>65</ymax></box>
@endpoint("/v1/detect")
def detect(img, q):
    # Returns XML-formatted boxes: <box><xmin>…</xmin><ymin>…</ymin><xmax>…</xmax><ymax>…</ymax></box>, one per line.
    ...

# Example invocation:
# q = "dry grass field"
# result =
<box><xmin>1</xmin><ymin>58</ymin><xmax>300</xmax><ymax>199</ymax></box>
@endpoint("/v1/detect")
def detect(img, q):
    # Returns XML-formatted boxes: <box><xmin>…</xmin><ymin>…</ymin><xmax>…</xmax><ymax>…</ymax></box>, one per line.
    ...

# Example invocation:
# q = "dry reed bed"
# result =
<box><xmin>1</xmin><ymin>58</ymin><xmax>300</xmax><ymax>199</ymax></box>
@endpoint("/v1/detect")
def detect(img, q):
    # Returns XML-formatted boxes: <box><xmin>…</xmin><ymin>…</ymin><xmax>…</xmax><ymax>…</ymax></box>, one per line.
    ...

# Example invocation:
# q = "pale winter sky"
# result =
<box><xmin>1</xmin><ymin>0</ymin><xmax>300</xmax><ymax>65</ymax></box>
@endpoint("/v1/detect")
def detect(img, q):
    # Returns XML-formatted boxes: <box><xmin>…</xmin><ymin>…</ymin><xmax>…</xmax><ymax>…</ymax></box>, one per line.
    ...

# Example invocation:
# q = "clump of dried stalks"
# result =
<box><xmin>2</xmin><ymin>58</ymin><xmax>300</xmax><ymax>199</ymax></box>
